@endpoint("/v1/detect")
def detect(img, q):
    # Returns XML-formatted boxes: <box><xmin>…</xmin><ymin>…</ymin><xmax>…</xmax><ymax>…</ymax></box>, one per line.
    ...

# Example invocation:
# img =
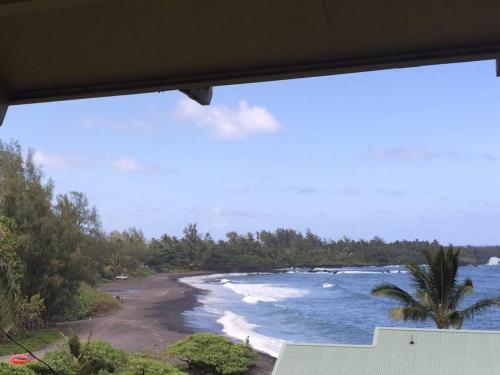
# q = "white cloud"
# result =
<box><xmin>175</xmin><ymin>98</ymin><xmax>282</xmax><ymax>140</ymax></box>
<box><xmin>110</xmin><ymin>156</ymin><xmax>157</xmax><ymax>174</ymax></box>
<box><xmin>33</xmin><ymin>150</ymin><xmax>90</xmax><ymax>170</ymax></box>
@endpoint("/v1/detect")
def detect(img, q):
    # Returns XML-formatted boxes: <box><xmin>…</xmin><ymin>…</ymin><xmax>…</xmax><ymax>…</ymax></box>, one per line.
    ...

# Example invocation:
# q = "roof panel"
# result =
<box><xmin>272</xmin><ymin>328</ymin><xmax>500</xmax><ymax>375</ymax></box>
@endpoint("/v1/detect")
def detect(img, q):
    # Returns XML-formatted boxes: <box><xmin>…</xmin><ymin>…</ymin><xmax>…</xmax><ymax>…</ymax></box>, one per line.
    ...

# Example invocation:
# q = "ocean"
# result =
<box><xmin>180</xmin><ymin>264</ymin><xmax>500</xmax><ymax>357</ymax></box>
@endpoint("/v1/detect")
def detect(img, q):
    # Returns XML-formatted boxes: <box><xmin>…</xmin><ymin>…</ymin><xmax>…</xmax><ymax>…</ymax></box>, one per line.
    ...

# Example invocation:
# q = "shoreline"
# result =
<box><xmin>57</xmin><ymin>272</ymin><xmax>211</xmax><ymax>351</ymax></box>
<box><xmin>57</xmin><ymin>272</ymin><xmax>275</xmax><ymax>374</ymax></box>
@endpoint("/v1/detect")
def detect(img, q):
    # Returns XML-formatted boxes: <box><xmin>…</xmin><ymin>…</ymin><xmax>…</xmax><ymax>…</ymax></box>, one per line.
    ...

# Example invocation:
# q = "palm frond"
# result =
<box><xmin>448</xmin><ymin>278</ymin><xmax>474</xmax><ymax>310</ymax></box>
<box><xmin>425</xmin><ymin>247</ymin><xmax>459</xmax><ymax>305</ymax></box>
<box><xmin>371</xmin><ymin>283</ymin><xmax>425</xmax><ymax>309</ymax></box>
<box><xmin>416</xmin><ymin>290</ymin><xmax>438</xmax><ymax>310</ymax></box>
<box><xmin>406</xmin><ymin>263</ymin><xmax>432</xmax><ymax>292</ymax></box>
<box><xmin>459</xmin><ymin>298</ymin><xmax>500</xmax><ymax>320</ymax></box>
<box><xmin>447</xmin><ymin>311</ymin><xmax>464</xmax><ymax>329</ymax></box>
<box><xmin>406</xmin><ymin>262</ymin><xmax>441</xmax><ymax>308</ymax></box>
<box><xmin>391</xmin><ymin>306</ymin><xmax>430</xmax><ymax>322</ymax></box>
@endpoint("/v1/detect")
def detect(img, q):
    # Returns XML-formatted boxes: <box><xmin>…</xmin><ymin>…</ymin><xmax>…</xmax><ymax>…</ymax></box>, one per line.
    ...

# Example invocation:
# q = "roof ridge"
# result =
<box><xmin>376</xmin><ymin>326</ymin><xmax>500</xmax><ymax>334</ymax></box>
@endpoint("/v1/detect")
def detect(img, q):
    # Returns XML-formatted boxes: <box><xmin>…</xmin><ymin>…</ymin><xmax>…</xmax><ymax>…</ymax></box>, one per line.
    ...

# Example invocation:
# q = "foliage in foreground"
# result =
<box><xmin>26</xmin><ymin>333</ymin><xmax>186</xmax><ymax>375</ymax></box>
<box><xmin>168</xmin><ymin>333</ymin><xmax>258</xmax><ymax>375</ymax></box>
<box><xmin>372</xmin><ymin>247</ymin><xmax>500</xmax><ymax>329</ymax></box>
<box><xmin>57</xmin><ymin>283</ymin><xmax>119</xmax><ymax>322</ymax></box>
<box><xmin>30</xmin><ymin>339</ymin><xmax>128</xmax><ymax>375</ymax></box>
<box><xmin>0</xmin><ymin>328</ymin><xmax>61</xmax><ymax>356</ymax></box>
<box><xmin>119</xmin><ymin>356</ymin><xmax>185</xmax><ymax>375</ymax></box>
<box><xmin>0</xmin><ymin>362</ymin><xmax>37</xmax><ymax>374</ymax></box>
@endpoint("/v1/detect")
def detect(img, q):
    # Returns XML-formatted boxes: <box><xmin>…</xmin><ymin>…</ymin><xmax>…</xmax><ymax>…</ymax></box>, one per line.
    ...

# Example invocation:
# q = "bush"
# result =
<box><xmin>58</xmin><ymin>283</ymin><xmax>119</xmax><ymax>321</ymax></box>
<box><xmin>79</xmin><ymin>341</ymin><xmax>128</xmax><ymax>375</ymax></box>
<box><xmin>29</xmin><ymin>340</ymin><xmax>127</xmax><ymax>375</ymax></box>
<box><xmin>167</xmin><ymin>333</ymin><xmax>258</xmax><ymax>375</ymax></box>
<box><xmin>118</xmin><ymin>356</ymin><xmax>185</xmax><ymax>375</ymax></box>
<box><xmin>0</xmin><ymin>362</ymin><xmax>37</xmax><ymax>374</ymax></box>
<box><xmin>29</xmin><ymin>350</ymin><xmax>76</xmax><ymax>375</ymax></box>
<box><xmin>16</xmin><ymin>294</ymin><xmax>46</xmax><ymax>334</ymax></box>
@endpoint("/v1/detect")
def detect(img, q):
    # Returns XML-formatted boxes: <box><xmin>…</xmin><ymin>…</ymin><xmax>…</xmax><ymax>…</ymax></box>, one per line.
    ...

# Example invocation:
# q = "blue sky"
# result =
<box><xmin>2</xmin><ymin>60</ymin><xmax>500</xmax><ymax>245</ymax></box>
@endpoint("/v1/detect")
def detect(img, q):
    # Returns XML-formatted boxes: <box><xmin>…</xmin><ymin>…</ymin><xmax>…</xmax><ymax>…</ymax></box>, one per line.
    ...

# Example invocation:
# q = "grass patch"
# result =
<box><xmin>58</xmin><ymin>283</ymin><xmax>119</xmax><ymax>321</ymax></box>
<box><xmin>0</xmin><ymin>328</ymin><xmax>61</xmax><ymax>356</ymax></box>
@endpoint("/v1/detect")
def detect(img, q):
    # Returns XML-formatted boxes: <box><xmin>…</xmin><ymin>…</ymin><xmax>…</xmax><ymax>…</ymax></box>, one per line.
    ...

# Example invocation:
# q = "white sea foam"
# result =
<box><xmin>322</xmin><ymin>283</ymin><xmax>335</xmax><ymax>288</ymax></box>
<box><xmin>180</xmin><ymin>273</ymin><xmax>249</xmax><ymax>289</ymax></box>
<box><xmin>223</xmin><ymin>282</ymin><xmax>308</xmax><ymax>304</ymax></box>
<box><xmin>217</xmin><ymin>311</ymin><xmax>285</xmax><ymax>357</ymax></box>
<box><xmin>219</xmin><ymin>278</ymin><xmax>231</xmax><ymax>283</ymax></box>
<box><xmin>487</xmin><ymin>257</ymin><xmax>500</xmax><ymax>266</ymax></box>
<box><xmin>336</xmin><ymin>270</ymin><xmax>382</xmax><ymax>274</ymax></box>
<box><xmin>313</xmin><ymin>267</ymin><xmax>342</xmax><ymax>272</ymax></box>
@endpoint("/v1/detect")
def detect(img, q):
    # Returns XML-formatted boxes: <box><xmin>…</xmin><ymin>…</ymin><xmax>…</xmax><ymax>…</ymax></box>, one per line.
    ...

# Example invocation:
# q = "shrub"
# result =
<box><xmin>29</xmin><ymin>339</ymin><xmax>128</xmax><ymax>375</ymax></box>
<box><xmin>167</xmin><ymin>333</ymin><xmax>258</xmax><ymax>375</ymax></box>
<box><xmin>79</xmin><ymin>341</ymin><xmax>128</xmax><ymax>375</ymax></box>
<box><xmin>59</xmin><ymin>283</ymin><xmax>119</xmax><ymax>321</ymax></box>
<box><xmin>118</xmin><ymin>356</ymin><xmax>186</xmax><ymax>375</ymax></box>
<box><xmin>0</xmin><ymin>362</ymin><xmax>37</xmax><ymax>374</ymax></box>
<box><xmin>15</xmin><ymin>294</ymin><xmax>46</xmax><ymax>333</ymax></box>
<box><xmin>29</xmin><ymin>349</ymin><xmax>76</xmax><ymax>375</ymax></box>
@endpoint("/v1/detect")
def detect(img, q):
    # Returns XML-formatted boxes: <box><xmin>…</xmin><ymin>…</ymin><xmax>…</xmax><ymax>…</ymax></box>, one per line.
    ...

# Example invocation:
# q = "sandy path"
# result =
<box><xmin>57</xmin><ymin>272</ymin><xmax>204</xmax><ymax>352</ymax></box>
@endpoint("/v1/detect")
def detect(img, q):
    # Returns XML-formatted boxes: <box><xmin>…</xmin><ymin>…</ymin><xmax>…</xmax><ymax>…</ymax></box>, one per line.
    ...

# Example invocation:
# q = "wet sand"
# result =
<box><xmin>58</xmin><ymin>272</ymin><xmax>275</xmax><ymax>374</ymax></box>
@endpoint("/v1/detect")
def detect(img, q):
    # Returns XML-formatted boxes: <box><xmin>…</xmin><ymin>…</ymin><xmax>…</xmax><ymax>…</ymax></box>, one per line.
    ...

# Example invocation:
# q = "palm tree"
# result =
<box><xmin>372</xmin><ymin>247</ymin><xmax>500</xmax><ymax>329</ymax></box>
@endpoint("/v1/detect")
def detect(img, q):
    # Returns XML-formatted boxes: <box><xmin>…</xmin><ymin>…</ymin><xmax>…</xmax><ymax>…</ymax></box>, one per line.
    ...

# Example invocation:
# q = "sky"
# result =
<box><xmin>1</xmin><ymin>60</ymin><xmax>500</xmax><ymax>245</ymax></box>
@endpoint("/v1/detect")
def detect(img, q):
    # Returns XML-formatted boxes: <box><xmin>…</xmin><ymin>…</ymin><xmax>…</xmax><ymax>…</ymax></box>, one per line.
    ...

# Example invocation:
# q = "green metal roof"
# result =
<box><xmin>272</xmin><ymin>327</ymin><xmax>500</xmax><ymax>375</ymax></box>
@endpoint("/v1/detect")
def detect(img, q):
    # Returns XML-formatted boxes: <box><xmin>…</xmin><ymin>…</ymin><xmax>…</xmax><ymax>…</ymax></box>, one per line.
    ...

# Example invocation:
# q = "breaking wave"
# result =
<box><xmin>217</xmin><ymin>311</ymin><xmax>285</xmax><ymax>357</ymax></box>
<box><xmin>223</xmin><ymin>282</ymin><xmax>308</xmax><ymax>304</ymax></box>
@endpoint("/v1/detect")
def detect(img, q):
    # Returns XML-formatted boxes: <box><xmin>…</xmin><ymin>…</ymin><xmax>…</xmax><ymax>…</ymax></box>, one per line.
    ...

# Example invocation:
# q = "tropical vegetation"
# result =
<box><xmin>168</xmin><ymin>333</ymin><xmax>258</xmax><ymax>375</ymax></box>
<box><xmin>2</xmin><ymin>139</ymin><xmax>500</xmax><ymax>340</ymax></box>
<box><xmin>0</xmin><ymin>332</ymin><xmax>260</xmax><ymax>375</ymax></box>
<box><xmin>372</xmin><ymin>247</ymin><xmax>500</xmax><ymax>329</ymax></box>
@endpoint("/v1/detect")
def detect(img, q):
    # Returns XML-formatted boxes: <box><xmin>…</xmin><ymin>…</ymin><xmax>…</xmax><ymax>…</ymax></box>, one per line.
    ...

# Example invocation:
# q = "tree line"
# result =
<box><xmin>147</xmin><ymin>225</ymin><xmax>498</xmax><ymax>273</ymax></box>
<box><xmin>1</xmin><ymin>140</ymin><xmax>499</xmax><ymax>325</ymax></box>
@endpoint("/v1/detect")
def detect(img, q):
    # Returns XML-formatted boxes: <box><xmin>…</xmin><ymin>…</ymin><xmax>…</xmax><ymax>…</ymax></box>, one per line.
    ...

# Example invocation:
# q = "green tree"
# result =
<box><xmin>104</xmin><ymin>228</ymin><xmax>150</xmax><ymax>277</ymax></box>
<box><xmin>0</xmin><ymin>141</ymin><xmax>103</xmax><ymax>320</ymax></box>
<box><xmin>0</xmin><ymin>216</ymin><xmax>21</xmax><ymax>333</ymax></box>
<box><xmin>372</xmin><ymin>247</ymin><xmax>500</xmax><ymax>329</ymax></box>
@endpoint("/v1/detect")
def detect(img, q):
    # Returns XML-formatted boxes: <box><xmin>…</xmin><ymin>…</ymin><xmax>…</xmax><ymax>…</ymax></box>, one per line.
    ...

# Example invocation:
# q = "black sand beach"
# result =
<box><xmin>58</xmin><ymin>272</ymin><xmax>275</xmax><ymax>374</ymax></box>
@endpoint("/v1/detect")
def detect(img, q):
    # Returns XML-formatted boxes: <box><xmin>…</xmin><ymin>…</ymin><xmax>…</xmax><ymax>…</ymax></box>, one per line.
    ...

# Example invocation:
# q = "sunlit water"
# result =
<box><xmin>180</xmin><ymin>265</ymin><xmax>500</xmax><ymax>357</ymax></box>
